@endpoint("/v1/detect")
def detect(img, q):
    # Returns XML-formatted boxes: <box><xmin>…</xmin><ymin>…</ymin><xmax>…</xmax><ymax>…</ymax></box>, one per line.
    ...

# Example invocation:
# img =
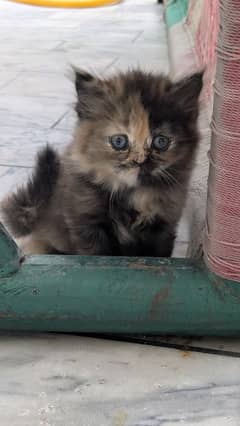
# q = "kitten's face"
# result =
<box><xmin>72</xmin><ymin>70</ymin><xmax>203</xmax><ymax>191</ymax></box>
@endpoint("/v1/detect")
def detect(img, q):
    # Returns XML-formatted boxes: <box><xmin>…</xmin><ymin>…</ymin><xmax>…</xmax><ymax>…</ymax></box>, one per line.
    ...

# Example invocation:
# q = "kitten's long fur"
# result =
<box><xmin>1</xmin><ymin>69</ymin><xmax>203</xmax><ymax>256</ymax></box>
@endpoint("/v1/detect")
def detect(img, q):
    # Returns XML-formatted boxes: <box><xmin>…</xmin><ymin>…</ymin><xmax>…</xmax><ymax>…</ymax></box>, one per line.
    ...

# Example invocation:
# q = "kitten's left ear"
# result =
<box><xmin>170</xmin><ymin>71</ymin><xmax>204</xmax><ymax>118</ymax></box>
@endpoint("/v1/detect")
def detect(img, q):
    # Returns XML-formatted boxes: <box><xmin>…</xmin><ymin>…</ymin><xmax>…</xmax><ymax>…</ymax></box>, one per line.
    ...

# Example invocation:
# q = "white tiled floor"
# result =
<box><xmin>0</xmin><ymin>0</ymin><xmax>167</xmax><ymax>194</ymax></box>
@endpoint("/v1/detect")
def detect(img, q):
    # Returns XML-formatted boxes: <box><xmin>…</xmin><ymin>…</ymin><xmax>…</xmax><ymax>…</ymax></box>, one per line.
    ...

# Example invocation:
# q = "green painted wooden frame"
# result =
<box><xmin>1</xmin><ymin>222</ymin><xmax>240</xmax><ymax>336</ymax></box>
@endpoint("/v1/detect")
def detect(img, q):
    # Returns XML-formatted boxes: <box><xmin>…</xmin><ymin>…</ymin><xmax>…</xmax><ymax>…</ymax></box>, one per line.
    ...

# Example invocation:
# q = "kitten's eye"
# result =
<box><xmin>110</xmin><ymin>134</ymin><xmax>129</xmax><ymax>151</ymax></box>
<box><xmin>152</xmin><ymin>135</ymin><xmax>170</xmax><ymax>151</ymax></box>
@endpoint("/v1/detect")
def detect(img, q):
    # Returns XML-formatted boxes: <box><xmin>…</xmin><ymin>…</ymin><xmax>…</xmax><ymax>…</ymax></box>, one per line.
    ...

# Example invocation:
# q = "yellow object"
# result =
<box><xmin>8</xmin><ymin>0</ymin><xmax>120</xmax><ymax>7</ymax></box>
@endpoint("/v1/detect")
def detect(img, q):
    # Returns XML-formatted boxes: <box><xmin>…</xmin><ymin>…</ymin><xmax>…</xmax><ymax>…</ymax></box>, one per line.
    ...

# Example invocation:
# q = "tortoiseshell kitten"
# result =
<box><xmin>1</xmin><ymin>69</ymin><xmax>203</xmax><ymax>256</ymax></box>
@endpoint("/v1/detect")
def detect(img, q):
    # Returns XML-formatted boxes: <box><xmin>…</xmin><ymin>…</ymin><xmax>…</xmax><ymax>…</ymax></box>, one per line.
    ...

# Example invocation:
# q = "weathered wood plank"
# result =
<box><xmin>0</xmin><ymin>253</ymin><xmax>240</xmax><ymax>336</ymax></box>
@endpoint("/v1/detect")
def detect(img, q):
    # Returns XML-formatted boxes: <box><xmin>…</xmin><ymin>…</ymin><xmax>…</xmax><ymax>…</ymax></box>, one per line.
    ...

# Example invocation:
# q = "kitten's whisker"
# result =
<box><xmin>163</xmin><ymin>170</ymin><xmax>179</xmax><ymax>186</ymax></box>
<box><xmin>165</xmin><ymin>172</ymin><xmax>181</xmax><ymax>188</ymax></box>
<box><xmin>157</xmin><ymin>169</ymin><xmax>182</xmax><ymax>188</ymax></box>
<box><xmin>109</xmin><ymin>189</ymin><xmax>116</xmax><ymax>218</ymax></box>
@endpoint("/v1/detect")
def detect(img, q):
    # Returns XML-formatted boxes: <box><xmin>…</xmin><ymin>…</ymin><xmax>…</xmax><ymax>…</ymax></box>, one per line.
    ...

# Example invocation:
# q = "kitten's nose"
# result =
<box><xmin>133</xmin><ymin>151</ymin><xmax>147</xmax><ymax>166</ymax></box>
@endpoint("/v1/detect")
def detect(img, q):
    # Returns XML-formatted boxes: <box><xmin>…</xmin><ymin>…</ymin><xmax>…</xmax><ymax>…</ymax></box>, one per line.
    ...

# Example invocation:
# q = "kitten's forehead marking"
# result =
<box><xmin>130</xmin><ymin>100</ymin><xmax>149</xmax><ymax>141</ymax></box>
<box><xmin>128</xmin><ymin>97</ymin><xmax>150</xmax><ymax>163</ymax></box>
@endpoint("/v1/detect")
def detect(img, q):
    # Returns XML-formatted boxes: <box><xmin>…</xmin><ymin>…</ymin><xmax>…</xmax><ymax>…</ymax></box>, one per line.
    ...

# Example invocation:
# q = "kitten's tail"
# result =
<box><xmin>1</xmin><ymin>146</ymin><xmax>60</xmax><ymax>238</ymax></box>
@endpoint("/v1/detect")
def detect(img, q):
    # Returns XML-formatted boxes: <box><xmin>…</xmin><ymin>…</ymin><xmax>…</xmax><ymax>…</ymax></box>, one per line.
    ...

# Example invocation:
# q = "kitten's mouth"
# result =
<box><xmin>118</xmin><ymin>163</ymin><xmax>140</xmax><ymax>170</ymax></box>
<box><xmin>118</xmin><ymin>163</ymin><xmax>153</xmax><ymax>177</ymax></box>
<box><xmin>118</xmin><ymin>159</ymin><xmax>149</xmax><ymax>172</ymax></box>
<box><xmin>117</xmin><ymin>157</ymin><xmax>160</xmax><ymax>186</ymax></box>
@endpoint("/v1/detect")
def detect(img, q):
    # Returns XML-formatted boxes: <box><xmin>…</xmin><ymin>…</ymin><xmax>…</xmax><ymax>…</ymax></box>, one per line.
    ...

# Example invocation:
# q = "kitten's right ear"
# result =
<box><xmin>74</xmin><ymin>69</ymin><xmax>104</xmax><ymax>119</ymax></box>
<box><xmin>75</xmin><ymin>69</ymin><xmax>97</xmax><ymax>96</ymax></box>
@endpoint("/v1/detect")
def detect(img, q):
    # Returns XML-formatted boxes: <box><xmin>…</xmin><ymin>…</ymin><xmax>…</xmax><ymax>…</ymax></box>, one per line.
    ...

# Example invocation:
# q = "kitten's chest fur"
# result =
<box><xmin>110</xmin><ymin>186</ymin><xmax>178</xmax><ymax>246</ymax></box>
<box><xmin>131</xmin><ymin>187</ymin><xmax>164</xmax><ymax>224</ymax></box>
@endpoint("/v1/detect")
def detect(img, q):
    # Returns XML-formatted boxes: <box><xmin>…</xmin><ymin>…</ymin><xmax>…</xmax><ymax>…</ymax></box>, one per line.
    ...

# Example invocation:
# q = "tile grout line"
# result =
<box><xmin>0</xmin><ymin>71</ymin><xmax>24</xmax><ymax>91</ymax></box>
<box><xmin>131</xmin><ymin>30</ymin><xmax>144</xmax><ymax>43</ymax></box>
<box><xmin>50</xmin><ymin>109</ymin><xmax>70</xmax><ymax>130</ymax></box>
<box><xmin>103</xmin><ymin>57</ymin><xmax>119</xmax><ymax>72</ymax></box>
<box><xmin>0</xmin><ymin>164</ymin><xmax>33</xmax><ymax>169</ymax></box>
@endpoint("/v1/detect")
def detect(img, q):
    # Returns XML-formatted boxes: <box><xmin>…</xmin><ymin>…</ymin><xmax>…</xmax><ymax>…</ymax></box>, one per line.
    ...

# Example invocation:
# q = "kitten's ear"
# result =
<box><xmin>74</xmin><ymin>69</ymin><xmax>104</xmax><ymax>119</ymax></box>
<box><xmin>169</xmin><ymin>71</ymin><xmax>203</xmax><ymax>118</ymax></box>
<box><xmin>75</xmin><ymin>69</ymin><xmax>98</xmax><ymax>96</ymax></box>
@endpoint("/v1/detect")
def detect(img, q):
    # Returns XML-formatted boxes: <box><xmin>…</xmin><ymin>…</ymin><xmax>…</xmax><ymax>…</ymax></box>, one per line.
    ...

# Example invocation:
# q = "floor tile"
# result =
<box><xmin>0</xmin><ymin>166</ymin><xmax>32</xmax><ymax>202</ymax></box>
<box><xmin>0</xmin><ymin>127</ymin><xmax>70</xmax><ymax>168</ymax></box>
<box><xmin>0</xmin><ymin>71</ymin><xmax>75</xmax><ymax>101</ymax></box>
<box><xmin>0</xmin><ymin>95</ymin><xmax>69</xmax><ymax>129</ymax></box>
<box><xmin>0</xmin><ymin>71</ymin><xmax>21</xmax><ymax>90</ymax></box>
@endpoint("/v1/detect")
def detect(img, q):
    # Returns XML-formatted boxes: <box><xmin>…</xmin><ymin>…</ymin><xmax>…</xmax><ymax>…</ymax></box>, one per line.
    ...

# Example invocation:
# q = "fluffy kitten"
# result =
<box><xmin>1</xmin><ymin>69</ymin><xmax>203</xmax><ymax>256</ymax></box>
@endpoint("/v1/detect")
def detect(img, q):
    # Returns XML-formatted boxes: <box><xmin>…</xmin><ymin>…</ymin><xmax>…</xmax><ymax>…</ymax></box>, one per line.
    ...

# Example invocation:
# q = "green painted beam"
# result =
<box><xmin>0</xmin><ymin>250</ymin><xmax>240</xmax><ymax>335</ymax></box>
<box><xmin>1</xmin><ymin>222</ymin><xmax>240</xmax><ymax>336</ymax></box>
